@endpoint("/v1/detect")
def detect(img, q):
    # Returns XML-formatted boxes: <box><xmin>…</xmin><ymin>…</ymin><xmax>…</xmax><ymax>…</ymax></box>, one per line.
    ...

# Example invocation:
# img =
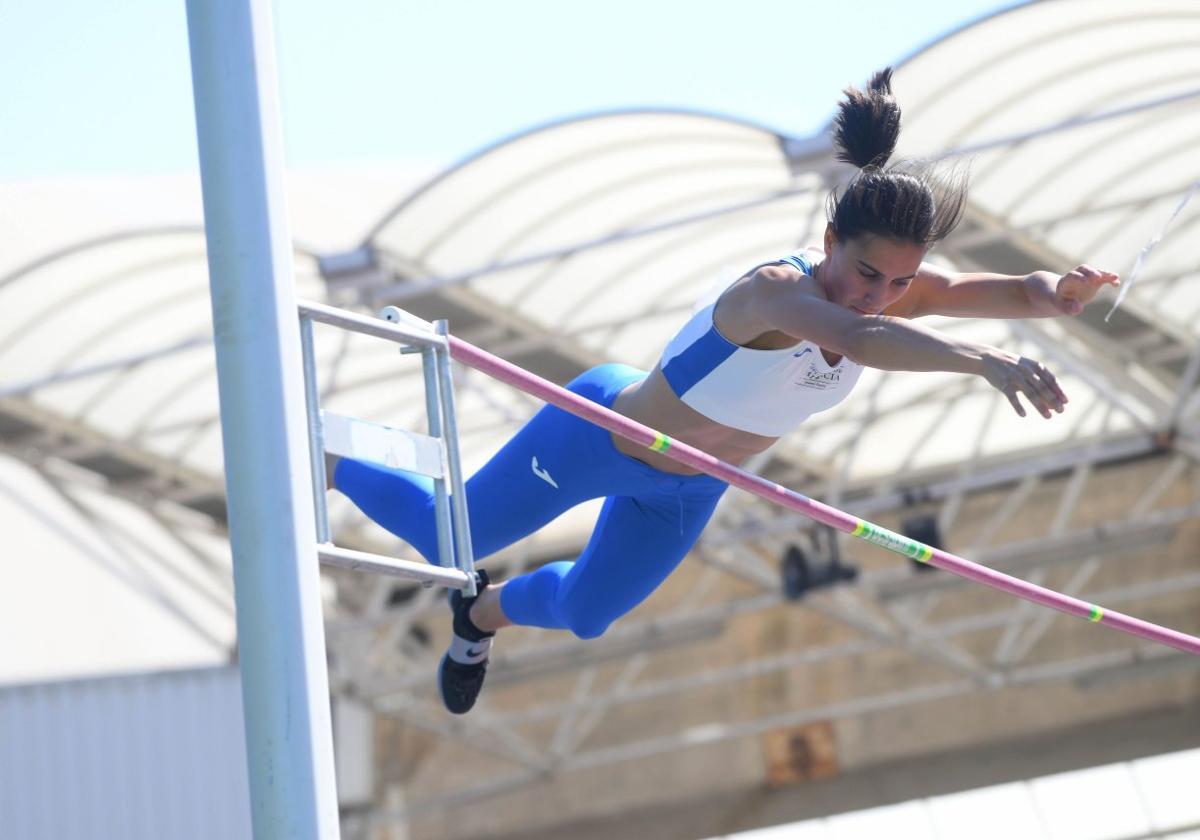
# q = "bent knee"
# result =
<box><xmin>564</xmin><ymin>614</ymin><xmax>611</xmax><ymax>640</ymax></box>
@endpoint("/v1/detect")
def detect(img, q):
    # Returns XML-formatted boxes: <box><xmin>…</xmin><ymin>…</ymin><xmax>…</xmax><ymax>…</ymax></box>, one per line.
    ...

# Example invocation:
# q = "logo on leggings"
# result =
<box><xmin>531</xmin><ymin>456</ymin><xmax>559</xmax><ymax>489</ymax></box>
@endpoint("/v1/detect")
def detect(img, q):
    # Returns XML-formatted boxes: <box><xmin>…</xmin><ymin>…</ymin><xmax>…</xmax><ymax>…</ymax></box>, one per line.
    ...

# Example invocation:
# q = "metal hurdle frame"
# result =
<box><xmin>298</xmin><ymin>301</ymin><xmax>478</xmax><ymax>595</ymax></box>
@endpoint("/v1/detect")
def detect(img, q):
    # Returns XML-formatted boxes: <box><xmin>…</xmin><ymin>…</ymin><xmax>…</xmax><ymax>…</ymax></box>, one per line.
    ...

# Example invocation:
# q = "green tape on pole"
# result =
<box><xmin>1089</xmin><ymin>605</ymin><xmax>1104</xmax><ymax>623</ymax></box>
<box><xmin>853</xmin><ymin>520</ymin><xmax>933</xmax><ymax>562</ymax></box>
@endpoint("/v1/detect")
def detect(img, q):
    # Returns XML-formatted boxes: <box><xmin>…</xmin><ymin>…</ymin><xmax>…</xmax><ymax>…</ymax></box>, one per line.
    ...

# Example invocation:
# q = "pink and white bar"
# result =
<box><xmin>446</xmin><ymin>334</ymin><xmax>1200</xmax><ymax>657</ymax></box>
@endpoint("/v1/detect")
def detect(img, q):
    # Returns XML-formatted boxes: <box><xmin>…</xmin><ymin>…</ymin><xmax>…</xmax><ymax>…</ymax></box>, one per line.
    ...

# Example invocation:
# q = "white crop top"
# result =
<box><xmin>658</xmin><ymin>251</ymin><xmax>864</xmax><ymax>437</ymax></box>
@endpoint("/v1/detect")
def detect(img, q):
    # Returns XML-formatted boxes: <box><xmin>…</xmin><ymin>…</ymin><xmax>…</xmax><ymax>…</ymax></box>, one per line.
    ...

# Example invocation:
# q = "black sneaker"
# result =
<box><xmin>438</xmin><ymin>569</ymin><xmax>494</xmax><ymax>715</ymax></box>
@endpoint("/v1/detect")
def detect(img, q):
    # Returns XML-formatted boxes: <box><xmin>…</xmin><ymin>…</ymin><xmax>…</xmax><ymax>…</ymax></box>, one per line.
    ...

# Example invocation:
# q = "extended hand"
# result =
<box><xmin>1055</xmin><ymin>265</ymin><xmax>1120</xmax><ymax>314</ymax></box>
<box><xmin>980</xmin><ymin>351</ymin><xmax>1068</xmax><ymax>418</ymax></box>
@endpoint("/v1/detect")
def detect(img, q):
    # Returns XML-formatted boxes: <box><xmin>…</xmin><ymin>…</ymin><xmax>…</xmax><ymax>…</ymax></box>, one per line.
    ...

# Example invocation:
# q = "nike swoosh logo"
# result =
<box><xmin>793</xmin><ymin>347</ymin><xmax>812</xmax><ymax>359</ymax></box>
<box><xmin>466</xmin><ymin>646</ymin><xmax>489</xmax><ymax>659</ymax></box>
<box><xmin>531</xmin><ymin>456</ymin><xmax>558</xmax><ymax>488</ymax></box>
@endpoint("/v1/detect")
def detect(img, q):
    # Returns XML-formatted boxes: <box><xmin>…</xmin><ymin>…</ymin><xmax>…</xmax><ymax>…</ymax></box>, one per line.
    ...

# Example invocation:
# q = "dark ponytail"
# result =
<box><xmin>832</xmin><ymin>68</ymin><xmax>900</xmax><ymax>170</ymax></box>
<box><xmin>827</xmin><ymin>67</ymin><xmax>966</xmax><ymax>246</ymax></box>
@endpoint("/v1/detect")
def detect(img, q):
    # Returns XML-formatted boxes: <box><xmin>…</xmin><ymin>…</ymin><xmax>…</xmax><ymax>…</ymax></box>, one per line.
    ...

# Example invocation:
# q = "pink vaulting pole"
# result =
<box><xmin>448</xmin><ymin>335</ymin><xmax>1200</xmax><ymax>657</ymax></box>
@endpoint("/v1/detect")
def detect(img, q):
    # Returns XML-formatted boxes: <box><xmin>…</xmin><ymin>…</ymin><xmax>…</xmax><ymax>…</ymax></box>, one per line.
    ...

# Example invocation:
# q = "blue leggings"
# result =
<box><xmin>334</xmin><ymin>363</ymin><xmax>728</xmax><ymax>639</ymax></box>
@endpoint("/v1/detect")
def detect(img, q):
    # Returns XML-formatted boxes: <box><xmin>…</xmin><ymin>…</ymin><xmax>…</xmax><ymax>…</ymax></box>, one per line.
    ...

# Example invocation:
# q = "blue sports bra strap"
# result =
<box><xmin>777</xmin><ymin>253</ymin><xmax>814</xmax><ymax>275</ymax></box>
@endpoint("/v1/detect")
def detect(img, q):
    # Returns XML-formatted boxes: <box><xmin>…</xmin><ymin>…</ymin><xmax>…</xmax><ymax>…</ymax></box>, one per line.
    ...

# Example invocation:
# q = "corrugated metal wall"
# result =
<box><xmin>0</xmin><ymin>666</ymin><xmax>252</xmax><ymax>840</ymax></box>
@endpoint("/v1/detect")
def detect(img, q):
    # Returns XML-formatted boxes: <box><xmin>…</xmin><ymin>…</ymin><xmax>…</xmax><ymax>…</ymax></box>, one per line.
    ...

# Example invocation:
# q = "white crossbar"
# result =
<box><xmin>298</xmin><ymin>299</ymin><xmax>445</xmax><ymax>348</ymax></box>
<box><xmin>317</xmin><ymin>544</ymin><xmax>470</xmax><ymax>588</ymax></box>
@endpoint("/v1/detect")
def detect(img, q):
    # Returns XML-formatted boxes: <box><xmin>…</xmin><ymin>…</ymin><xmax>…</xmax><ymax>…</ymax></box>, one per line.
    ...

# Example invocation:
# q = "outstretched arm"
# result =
<box><xmin>891</xmin><ymin>261</ymin><xmax>1120</xmax><ymax>319</ymax></box>
<box><xmin>850</xmin><ymin>315</ymin><xmax>1068</xmax><ymax>418</ymax></box>
<box><xmin>746</xmin><ymin>266</ymin><xmax>1068</xmax><ymax>418</ymax></box>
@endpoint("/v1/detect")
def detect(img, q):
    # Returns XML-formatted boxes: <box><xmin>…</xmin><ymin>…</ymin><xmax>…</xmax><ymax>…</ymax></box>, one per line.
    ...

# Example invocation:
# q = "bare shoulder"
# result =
<box><xmin>747</xmin><ymin>260</ymin><xmax>829</xmax><ymax>301</ymax></box>
<box><xmin>714</xmin><ymin>259</ymin><xmax>828</xmax><ymax>345</ymax></box>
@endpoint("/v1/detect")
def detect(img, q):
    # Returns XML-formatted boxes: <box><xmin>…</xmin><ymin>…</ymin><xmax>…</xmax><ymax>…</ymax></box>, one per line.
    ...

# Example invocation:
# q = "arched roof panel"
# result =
<box><xmin>894</xmin><ymin>0</ymin><xmax>1200</xmax><ymax>342</ymax></box>
<box><xmin>0</xmin><ymin>231</ymin><xmax>326</xmax><ymax>478</ymax></box>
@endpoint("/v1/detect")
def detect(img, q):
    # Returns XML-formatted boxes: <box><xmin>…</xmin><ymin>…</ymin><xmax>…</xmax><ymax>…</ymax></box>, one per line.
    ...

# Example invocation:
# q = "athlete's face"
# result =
<box><xmin>819</xmin><ymin>226</ymin><xmax>926</xmax><ymax>315</ymax></box>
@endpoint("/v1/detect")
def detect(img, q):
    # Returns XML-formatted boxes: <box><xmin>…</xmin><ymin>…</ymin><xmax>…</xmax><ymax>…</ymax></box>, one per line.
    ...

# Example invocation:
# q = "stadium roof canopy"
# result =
<box><xmin>1</xmin><ymin>0</ymin><xmax>1198</xmax><ymax>825</ymax></box>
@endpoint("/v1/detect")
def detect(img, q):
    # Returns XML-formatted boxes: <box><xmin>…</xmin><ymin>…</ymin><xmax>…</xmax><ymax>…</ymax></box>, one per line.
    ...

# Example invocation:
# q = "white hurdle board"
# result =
<box><xmin>322</xmin><ymin>411</ymin><xmax>446</xmax><ymax>479</ymax></box>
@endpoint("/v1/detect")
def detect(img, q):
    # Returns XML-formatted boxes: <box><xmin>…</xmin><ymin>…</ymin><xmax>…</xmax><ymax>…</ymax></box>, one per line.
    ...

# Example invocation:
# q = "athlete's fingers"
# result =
<box><xmin>1036</xmin><ymin>362</ymin><xmax>1069</xmax><ymax>404</ymax></box>
<box><xmin>1003</xmin><ymin>387</ymin><xmax>1027</xmax><ymax>418</ymax></box>
<box><xmin>1019</xmin><ymin>358</ymin><xmax>1066</xmax><ymax>412</ymax></box>
<box><xmin>1012</xmin><ymin>362</ymin><xmax>1058</xmax><ymax>418</ymax></box>
<box><xmin>1076</xmin><ymin>265</ymin><xmax>1120</xmax><ymax>289</ymax></box>
<box><xmin>1022</xmin><ymin>371</ymin><xmax>1061</xmax><ymax>415</ymax></box>
<box><xmin>1017</xmin><ymin>379</ymin><xmax>1053</xmax><ymax>418</ymax></box>
<box><xmin>1035</xmin><ymin>366</ymin><xmax>1065</xmax><ymax>409</ymax></box>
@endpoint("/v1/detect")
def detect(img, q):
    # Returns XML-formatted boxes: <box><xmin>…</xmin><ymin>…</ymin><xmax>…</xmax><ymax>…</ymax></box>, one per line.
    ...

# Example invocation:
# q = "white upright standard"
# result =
<box><xmin>185</xmin><ymin>0</ymin><xmax>342</xmax><ymax>837</ymax></box>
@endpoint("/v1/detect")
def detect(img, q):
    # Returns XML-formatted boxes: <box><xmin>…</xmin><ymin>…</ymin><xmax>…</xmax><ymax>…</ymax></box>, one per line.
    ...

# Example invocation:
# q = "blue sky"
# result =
<box><xmin>2</xmin><ymin>0</ymin><xmax>1016</xmax><ymax>180</ymax></box>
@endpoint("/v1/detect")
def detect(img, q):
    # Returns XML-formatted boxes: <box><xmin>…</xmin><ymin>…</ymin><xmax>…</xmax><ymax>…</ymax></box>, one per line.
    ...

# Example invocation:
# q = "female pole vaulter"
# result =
<box><xmin>329</xmin><ymin>69</ymin><xmax>1119</xmax><ymax>714</ymax></box>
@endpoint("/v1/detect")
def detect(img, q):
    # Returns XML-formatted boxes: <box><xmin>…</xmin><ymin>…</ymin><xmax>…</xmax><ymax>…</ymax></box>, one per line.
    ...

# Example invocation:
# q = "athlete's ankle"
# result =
<box><xmin>460</xmin><ymin>593</ymin><xmax>494</xmax><ymax>640</ymax></box>
<box><xmin>466</xmin><ymin>601</ymin><xmax>485</xmax><ymax>635</ymax></box>
<box><xmin>468</xmin><ymin>583</ymin><xmax>510</xmax><ymax>634</ymax></box>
